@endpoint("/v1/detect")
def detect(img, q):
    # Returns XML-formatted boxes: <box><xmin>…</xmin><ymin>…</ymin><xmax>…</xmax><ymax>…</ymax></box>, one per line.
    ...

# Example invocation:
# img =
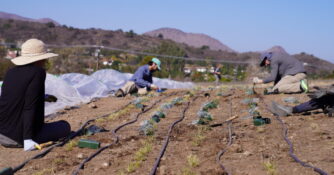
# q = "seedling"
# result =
<box><xmin>187</xmin><ymin>154</ymin><xmax>200</xmax><ymax>167</ymax></box>
<box><xmin>181</xmin><ymin>168</ymin><xmax>196</xmax><ymax>175</ymax></box>
<box><xmin>263</xmin><ymin>161</ymin><xmax>277</xmax><ymax>175</ymax></box>
<box><xmin>65</xmin><ymin>140</ymin><xmax>78</xmax><ymax>151</ymax></box>
<box><xmin>192</xmin><ymin>129</ymin><xmax>206</xmax><ymax>146</ymax></box>
<box><xmin>124</xmin><ymin>136</ymin><xmax>154</xmax><ymax>173</ymax></box>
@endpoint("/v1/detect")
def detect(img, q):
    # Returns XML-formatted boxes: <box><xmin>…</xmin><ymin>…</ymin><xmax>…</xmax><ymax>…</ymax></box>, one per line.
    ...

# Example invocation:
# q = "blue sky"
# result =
<box><xmin>1</xmin><ymin>0</ymin><xmax>333</xmax><ymax>62</ymax></box>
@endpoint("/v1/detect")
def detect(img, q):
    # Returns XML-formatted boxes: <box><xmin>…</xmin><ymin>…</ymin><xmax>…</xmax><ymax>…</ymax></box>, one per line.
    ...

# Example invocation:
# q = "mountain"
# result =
<box><xmin>144</xmin><ymin>28</ymin><xmax>235</xmax><ymax>52</ymax></box>
<box><xmin>0</xmin><ymin>11</ymin><xmax>60</xmax><ymax>25</ymax></box>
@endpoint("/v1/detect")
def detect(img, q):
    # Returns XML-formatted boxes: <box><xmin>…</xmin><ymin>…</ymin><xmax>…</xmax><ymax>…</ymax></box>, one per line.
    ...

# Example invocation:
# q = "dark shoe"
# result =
<box><xmin>264</xmin><ymin>89</ymin><xmax>279</xmax><ymax>95</ymax></box>
<box><xmin>271</xmin><ymin>101</ymin><xmax>293</xmax><ymax>116</ymax></box>
<box><xmin>115</xmin><ymin>89</ymin><xmax>125</xmax><ymax>97</ymax></box>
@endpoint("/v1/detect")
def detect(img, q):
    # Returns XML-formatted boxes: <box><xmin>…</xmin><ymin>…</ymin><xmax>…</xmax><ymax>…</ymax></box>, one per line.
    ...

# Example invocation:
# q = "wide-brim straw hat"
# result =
<box><xmin>11</xmin><ymin>38</ymin><xmax>58</xmax><ymax>65</ymax></box>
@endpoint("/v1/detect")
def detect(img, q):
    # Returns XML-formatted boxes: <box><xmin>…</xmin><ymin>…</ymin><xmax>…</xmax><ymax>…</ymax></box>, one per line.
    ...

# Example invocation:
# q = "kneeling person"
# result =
<box><xmin>116</xmin><ymin>58</ymin><xmax>161</xmax><ymax>97</ymax></box>
<box><xmin>0</xmin><ymin>39</ymin><xmax>71</xmax><ymax>151</ymax></box>
<box><xmin>253</xmin><ymin>52</ymin><xmax>308</xmax><ymax>94</ymax></box>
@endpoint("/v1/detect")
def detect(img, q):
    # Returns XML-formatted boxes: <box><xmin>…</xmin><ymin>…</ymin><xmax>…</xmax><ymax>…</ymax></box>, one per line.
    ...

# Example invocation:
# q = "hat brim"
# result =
<box><xmin>11</xmin><ymin>53</ymin><xmax>58</xmax><ymax>65</ymax></box>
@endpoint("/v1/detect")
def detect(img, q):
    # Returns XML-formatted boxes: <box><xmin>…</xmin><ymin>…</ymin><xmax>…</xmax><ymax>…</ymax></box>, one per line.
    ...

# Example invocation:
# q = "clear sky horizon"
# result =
<box><xmin>1</xmin><ymin>0</ymin><xmax>333</xmax><ymax>62</ymax></box>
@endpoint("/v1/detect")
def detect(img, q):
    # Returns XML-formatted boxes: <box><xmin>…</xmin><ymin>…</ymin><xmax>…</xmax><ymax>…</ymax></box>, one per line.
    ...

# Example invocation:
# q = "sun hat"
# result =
<box><xmin>151</xmin><ymin>57</ymin><xmax>161</xmax><ymax>70</ymax></box>
<box><xmin>259</xmin><ymin>52</ymin><xmax>273</xmax><ymax>67</ymax></box>
<box><xmin>11</xmin><ymin>39</ymin><xmax>58</xmax><ymax>65</ymax></box>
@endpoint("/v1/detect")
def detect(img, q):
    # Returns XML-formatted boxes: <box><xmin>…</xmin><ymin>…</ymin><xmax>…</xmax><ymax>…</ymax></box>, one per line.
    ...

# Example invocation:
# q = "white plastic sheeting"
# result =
<box><xmin>0</xmin><ymin>69</ymin><xmax>193</xmax><ymax>116</ymax></box>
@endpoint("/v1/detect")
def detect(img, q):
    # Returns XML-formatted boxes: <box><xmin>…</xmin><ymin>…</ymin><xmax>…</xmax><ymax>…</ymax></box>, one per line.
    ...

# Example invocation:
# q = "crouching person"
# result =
<box><xmin>0</xmin><ymin>39</ymin><xmax>71</xmax><ymax>151</ymax></box>
<box><xmin>271</xmin><ymin>85</ymin><xmax>334</xmax><ymax>117</ymax></box>
<box><xmin>253</xmin><ymin>52</ymin><xmax>308</xmax><ymax>94</ymax></box>
<box><xmin>115</xmin><ymin>58</ymin><xmax>161</xmax><ymax>97</ymax></box>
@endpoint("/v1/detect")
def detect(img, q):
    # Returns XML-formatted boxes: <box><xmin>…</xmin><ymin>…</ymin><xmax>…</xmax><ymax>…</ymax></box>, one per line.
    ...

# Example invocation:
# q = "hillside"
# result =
<box><xmin>0</xmin><ymin>18</ymin><xmax>333</xmax><ymax>77</ymax></box>
<box><xmin>144</xmin><ymin>27</ymin><xmax>235</xmax><ymax>52</ymax></box>
<box><xmin>0</xmin><ymin>11</ymin><xmax>60</xmax><ymax>26</ymax></box>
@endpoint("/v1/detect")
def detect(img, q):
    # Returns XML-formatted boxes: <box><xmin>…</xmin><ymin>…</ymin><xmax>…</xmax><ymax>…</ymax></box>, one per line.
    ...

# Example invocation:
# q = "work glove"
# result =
<box><xmin>45</xmin><ymin>94</ymin><xmax>57</xmax><ymax>102</ymax></box>
<box><xmin>253</xmin><ymin>77</ymin><xmax>262</xmax><ymax>84</ymax></box>
<box><xmin>150</xmin><ymin>84</ymin><xmax>159</xmax><ymax>90</ymax></box>
<box><xmin>24</xmin><ymin>139</ymin><xmax>38</xmax><ymax>151</ymax></box>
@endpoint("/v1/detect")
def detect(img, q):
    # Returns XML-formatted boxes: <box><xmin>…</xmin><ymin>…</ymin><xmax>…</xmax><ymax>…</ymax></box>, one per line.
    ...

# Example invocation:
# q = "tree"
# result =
<box><xmin>46</xmin><ymin>22</ymin><xmax>55</xmax><ymax>28</ymax></box>
<box><xmin>125</xmin><ymin>30</ymin><xmax>136</xmax><ymax>38</ymax></box>
<box><xmin>147</xmin><ymin>41</ymin><xmax>187</xmax><ymax>78</ymax></box>
<box><xmin>158</xmin><ymin>33</ymin><xmax>164</xmax><ymax>39</ymax></box>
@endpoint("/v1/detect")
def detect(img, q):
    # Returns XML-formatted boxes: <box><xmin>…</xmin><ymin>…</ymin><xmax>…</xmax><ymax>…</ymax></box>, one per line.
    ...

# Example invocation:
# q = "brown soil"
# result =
<box><xmin>1</xmin><ymin>87</ymin><xmax>333</xmax><ymax>175</ymax></box>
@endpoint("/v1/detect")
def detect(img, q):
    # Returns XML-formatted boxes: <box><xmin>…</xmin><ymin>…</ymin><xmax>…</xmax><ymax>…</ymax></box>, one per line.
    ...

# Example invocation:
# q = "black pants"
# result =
<box><xmin>293</xmin><ymin>95</ymin><xmax>334</xmax><ymax>113</ymax></box>
<box><xmin>33</xmin><ymin>120</ymin><xmax>71</xmax><ymax>144</ymax></box>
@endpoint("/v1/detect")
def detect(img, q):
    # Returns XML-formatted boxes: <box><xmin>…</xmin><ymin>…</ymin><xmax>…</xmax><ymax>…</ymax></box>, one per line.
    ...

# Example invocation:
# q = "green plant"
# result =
<box><xmin>65</xmin><ymin>140</ymin><xmax>78</xmax><ymax>151</ymax></box>
<box><xmin>187</xmin><ymin>154</ymin><xmax>199</xmax><ymax>167</ymax></box>
<box><xmin>192</xmin><ymin>130</ymin><xmax>206</xmax><ymax>146</ymax></box>
<box><xmin>263</xmin><ymin>161</ymin><xmax>277</xmax><ymax>175</ymax></box>
<box><xmin>180</xmin><ymin>167</ymin><xmax>196</xmax><ymax>175</ymax></box>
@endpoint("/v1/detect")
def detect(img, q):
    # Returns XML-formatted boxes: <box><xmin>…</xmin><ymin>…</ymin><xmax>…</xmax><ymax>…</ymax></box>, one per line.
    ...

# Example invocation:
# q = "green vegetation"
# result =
<box><xmin>65</xmin><ymin>140</ymin><xmax>78</xmax><ymax>151</ymax></box>
<box><xmin>124</xmin><ymin>136</ymin><xmax>155</xmax><ymax>173</ymax></box>
<box><xmin>187</xmin><ymin>154</ymin><xmax>200</xmax><ymax>167</ymax></box>
<box><xmin>263</xmin><ymin>161</ymin><xmax>277</xmax><ymax>175</ymax></box>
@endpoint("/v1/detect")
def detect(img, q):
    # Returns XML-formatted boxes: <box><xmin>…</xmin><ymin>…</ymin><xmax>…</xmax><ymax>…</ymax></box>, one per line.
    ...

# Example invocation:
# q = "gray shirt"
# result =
<box><xmin>263</xmin><ymin>52</ymin><xmax>306</xmax><ymax>83</ymax></box>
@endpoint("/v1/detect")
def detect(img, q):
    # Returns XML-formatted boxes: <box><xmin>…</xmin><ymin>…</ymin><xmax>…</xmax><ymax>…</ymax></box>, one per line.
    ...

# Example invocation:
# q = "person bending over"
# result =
<box><xmin>253</xmin><ymin>51</ymin><xmax>308</xmax><ymax>94</ymax></box>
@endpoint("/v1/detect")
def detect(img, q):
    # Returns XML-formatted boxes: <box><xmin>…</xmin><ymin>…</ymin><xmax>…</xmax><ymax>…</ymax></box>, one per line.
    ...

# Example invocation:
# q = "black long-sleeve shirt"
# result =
<box><xmin>0</xmin><ymin>64</ymin><xmax>45</xmax><ymax>144</ymax></box>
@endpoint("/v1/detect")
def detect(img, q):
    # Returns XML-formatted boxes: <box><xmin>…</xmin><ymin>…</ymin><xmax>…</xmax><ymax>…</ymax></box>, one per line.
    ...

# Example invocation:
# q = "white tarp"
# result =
<box><xmin>0</xmin><ymin>69</ymin><xmax>193</xmax><ymax>115</ymax></box>
<box><xmin>34</xmin><ymin>69</ymin><xmax>193</xmax><ymax>115</ymax></box>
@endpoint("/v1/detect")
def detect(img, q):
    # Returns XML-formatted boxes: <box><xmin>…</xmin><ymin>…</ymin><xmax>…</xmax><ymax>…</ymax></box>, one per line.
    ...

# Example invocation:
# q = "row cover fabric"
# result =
<box><xmin>1</xmin><ymin>69</ymin><xmax>194</xmax><ymax>116</ymax></box>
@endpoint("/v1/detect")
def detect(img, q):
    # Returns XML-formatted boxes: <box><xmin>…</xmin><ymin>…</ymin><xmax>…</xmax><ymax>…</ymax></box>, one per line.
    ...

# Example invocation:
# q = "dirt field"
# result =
<box><xmin>0</xmin><ymin>85</ymin><xmax>333</xmax><ymax>175</ymax></box>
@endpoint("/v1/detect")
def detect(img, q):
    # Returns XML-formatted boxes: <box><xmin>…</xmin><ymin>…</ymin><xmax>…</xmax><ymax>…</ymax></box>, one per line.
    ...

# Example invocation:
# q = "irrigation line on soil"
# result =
<box><xmin>216</xmin><ymin>95</ymin><xmax>234</xmax><ymax>175</ymax></box>
<box><xmin>149</xmin><ymin>96</ymin><xmax>199</xmax><ymax>175</ymax></box>
<box><xmin>253</xmin><ymin>86</ymin><xmax>328</xmax><ymax>175</ymax></box>
<box><xmin>72</xmin><ymin>93</ymin><xmax>178</xmax><ymax>175</ymax></box>
<box><xmin>11</xmin><ymin>101</ymin><xmax>133</xmax><ymax>174</ymax></box>
<box><xmin>274</xmin><ymin>114</ymin><xmax>328</xmax><ymax>175</ymax></box>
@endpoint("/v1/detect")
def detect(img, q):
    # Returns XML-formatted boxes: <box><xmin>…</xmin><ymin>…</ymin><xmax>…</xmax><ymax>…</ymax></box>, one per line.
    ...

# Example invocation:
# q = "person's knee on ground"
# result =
<box><xmin>33</xmin><ymin>120</ymin><xmax>71</xmax><ymax>144</ymax></box>
<box><xmin>138</xmin><ymin>88</ymin><xmax>148</xmax><ymax>95</ymax></box>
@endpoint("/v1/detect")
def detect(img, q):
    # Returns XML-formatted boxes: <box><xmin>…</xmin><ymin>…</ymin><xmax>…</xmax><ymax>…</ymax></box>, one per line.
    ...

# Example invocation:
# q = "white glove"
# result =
<box><xmin>24</xmin><ymin>139</ymin><xmax>38</xmax><ymax>151</ymax></box>
<box><xmin>253</xmin><ymin>77</ymin><xmax>262</xmax><ymax>84</ymax></box>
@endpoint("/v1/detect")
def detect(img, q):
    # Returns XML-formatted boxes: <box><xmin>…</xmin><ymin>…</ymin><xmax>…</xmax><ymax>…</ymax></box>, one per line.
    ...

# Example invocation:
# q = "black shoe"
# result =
<box><xmin>271</xmin><ymin>101</ymin><xmax>292</xmax><ymax>116</ymax></box>
<box><xmin>264</xmin><ymin>89</ymin><xmax>279</xmax><ymax>95</ymax></box>
<box><xmin>115</xmin><ymin>89</ymin><xmax>125</xmax><ymax>97</ymax></box>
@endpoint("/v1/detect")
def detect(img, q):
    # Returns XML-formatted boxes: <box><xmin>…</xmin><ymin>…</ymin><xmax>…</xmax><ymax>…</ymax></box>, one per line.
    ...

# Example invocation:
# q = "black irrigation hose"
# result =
<box><xmin>216</xmin><ymin>96</ymin><xmax>234</xmax><ymax>175</ymax></box>
<box><xmin>149</xmin><ymin>96</ymin><xmax>198</xmax><ymax>175</ymax></box>
<box><xmin>72</xmin><ymin>93</ymin><xmax>177</xmax><ymax>175</ymax></box>
<box><xmin>253</xmin><ymin>86</ymin><xmax>328</xmax><ymax>175</ymax></box>
<box><xmin>216</xmin><ymin>121</ymin><xmax>233</xmax><ymax>175</ymax></box>
<box><xmin>274</xmin><ymin>114</ymin><xmax>328</xmax><ymax>175</ymax></box>
<box><xmin>11</xmin><ymin>101</ymin><xmax>132</xmax><ymax>174</ymax></box>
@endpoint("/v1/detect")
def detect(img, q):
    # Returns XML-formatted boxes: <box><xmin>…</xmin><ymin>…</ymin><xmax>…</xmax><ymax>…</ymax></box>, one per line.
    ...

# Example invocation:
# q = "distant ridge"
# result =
<box><xmin>144</xmin><ymin>27</ymin><xmax>235</xmax><ymax>52</ymax></box>
<box><xmin>0</xmin><ymin>11</ymin><xmax>60</xmax><ymax>25</ymax></box>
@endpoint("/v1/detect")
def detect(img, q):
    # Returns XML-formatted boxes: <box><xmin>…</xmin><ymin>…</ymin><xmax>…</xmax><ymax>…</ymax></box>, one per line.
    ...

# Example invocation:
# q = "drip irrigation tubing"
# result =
<box><xmin>253</xmin><ymin>85</ymin><xmax>328</xmax><ymax>175</ymax></box>
<box><xmin>149</xmin><ymin>96</ymin><xmax>199</xmax><ymax>175</ymax></box>
<box><xmin>72</xmin><ymin>92</ymin><xmax>178</xmax><ymax>175</ymax></box>
<box><xmin>216</xmin><ymin>95</ymin><xmax>234</xmax><ymax>175</ymax></box>
<box><xmin>11</xmin><ymin>101</ymin><xmax>132</xmax><ymax>174</ymax></box>
<box><xmin>274</xmin><ymin>113</ymin><xmax>328</xmax><ymax>175</ymax></box>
